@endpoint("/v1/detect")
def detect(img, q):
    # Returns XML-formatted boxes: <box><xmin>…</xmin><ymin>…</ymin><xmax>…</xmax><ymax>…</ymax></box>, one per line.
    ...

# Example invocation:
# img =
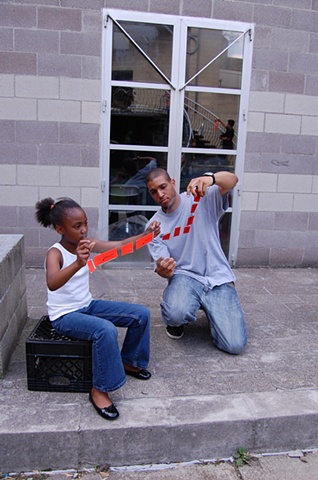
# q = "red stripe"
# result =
<box><xmin>162</xmin><ymin>233</ymin><xmax>170</xmax><ymax>240</ymax></box>
<box><xmin>183</xmin><ymin>226</ymin><xmax>191</xmax><ymax>234</ymax></box>
<box><xmin>121</xmin><ymin>242</ymin><xmax>134</xmax><ymax>256</ymax></box>
<box><xmin>94</xmin><ymin>248</ymin><xmax>118</xmax><ymax>267</ymax></box>
<box><xmin>136</xmin><ymin>232</ymin><xmax>154</xmax><ymax>249</ymax></box>
<box><xmin>173</xmin><ymin>226</ymin><xmax>181</xmax><ymax>236</ymax></box>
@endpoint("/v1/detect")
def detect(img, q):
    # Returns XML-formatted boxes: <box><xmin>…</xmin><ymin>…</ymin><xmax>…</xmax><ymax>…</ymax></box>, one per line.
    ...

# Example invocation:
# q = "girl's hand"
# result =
<box><xmin>76</xmin><ymin>239</ymin><xmax>96</xmax><ymax>266</ymax></box>
<box><xmin>146</xmin><ymin>221</ymin><xmax>161</xmax><ymax>238</ymax></box>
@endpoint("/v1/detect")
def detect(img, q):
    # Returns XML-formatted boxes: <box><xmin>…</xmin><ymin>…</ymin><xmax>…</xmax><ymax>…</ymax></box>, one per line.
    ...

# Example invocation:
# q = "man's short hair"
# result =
<box><xmin>228</xmin><ymin>119</ymin><xmax>235</xmax><ymax>127</ymax></box>
<box><xmin>146</xmin><ymin>168</ymin><xmax>171</xmax><ymax>185</ymax></box>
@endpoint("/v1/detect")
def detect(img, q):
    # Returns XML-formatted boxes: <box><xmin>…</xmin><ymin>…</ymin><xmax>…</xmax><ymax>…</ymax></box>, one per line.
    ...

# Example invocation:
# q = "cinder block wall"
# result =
<box><xmin>0</xmin><ymin>235</ymin><xmax>27</xmax><ymax>375</ymax></box>
<box><xmin>0</xmin><ymin>1</ymin><xmax>317</xmax><ymax>267</ymax></box>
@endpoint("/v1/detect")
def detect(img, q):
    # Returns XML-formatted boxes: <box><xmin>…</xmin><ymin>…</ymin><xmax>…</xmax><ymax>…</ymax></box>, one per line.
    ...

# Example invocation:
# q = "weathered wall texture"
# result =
<box><xmin>0</xmin><ymin>1</ymin><xmax>317</xmax><ymax>267</ymax></box>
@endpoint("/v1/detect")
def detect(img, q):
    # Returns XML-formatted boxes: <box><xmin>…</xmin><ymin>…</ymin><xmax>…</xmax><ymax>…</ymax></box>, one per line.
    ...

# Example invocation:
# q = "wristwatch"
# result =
<box><xmin>203</xmin><ymin>172</ymin><xmax>216</xmax><ymax>185</ymax></box>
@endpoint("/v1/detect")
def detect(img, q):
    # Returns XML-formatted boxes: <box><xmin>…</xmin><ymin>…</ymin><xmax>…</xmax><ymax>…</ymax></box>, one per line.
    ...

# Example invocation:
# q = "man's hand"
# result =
<box><xmin>186</xmin><ymin>176</ymin><xmax>213</xmax><ymax>197</ymax></box>
<box><xmin>155</xmin><ymin>257</ymin><xmax>176</xmax><ymax>279</ymax></box>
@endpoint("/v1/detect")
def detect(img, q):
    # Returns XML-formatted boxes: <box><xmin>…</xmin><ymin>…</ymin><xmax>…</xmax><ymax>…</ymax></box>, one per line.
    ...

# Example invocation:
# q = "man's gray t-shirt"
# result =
<box><xmin>147</xmin><ymin>186</ymin><xmax>235</xmax><ymax>289</ymax></box>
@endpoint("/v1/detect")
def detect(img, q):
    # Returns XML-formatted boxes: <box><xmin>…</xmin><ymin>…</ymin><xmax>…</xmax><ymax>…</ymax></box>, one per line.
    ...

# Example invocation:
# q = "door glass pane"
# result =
<box><xmin>180</xmin><ymin>151</ymin><xmax>235</xmax><ymax>192</ymax></box>
<box><xmin>109</xmin><ymin>150</ymin><xmax>167</xmax><ymax>206</ymax></box>
<box><xmin>186</xmin><ymin>28</ymin><xmax>243</xmax><ymax>89</ymax></box>
<box><xmin>111</xmin><ymin>87</ymin><xmax>170</xmax><ymax>146</ymax></box>
<box><xmin>108</xmin><ymin>209</ymin><xmax>155</xmax><ymax>263</ymax></box>
<box><xmin>183</xmin><ymin>92</ymin><xmax>239</xmax><ymax>150</ymax></box>
<box><xmin>112</xmin><ymin>22</ymin><xmax>173</xmax><ymax>83</ymax></box>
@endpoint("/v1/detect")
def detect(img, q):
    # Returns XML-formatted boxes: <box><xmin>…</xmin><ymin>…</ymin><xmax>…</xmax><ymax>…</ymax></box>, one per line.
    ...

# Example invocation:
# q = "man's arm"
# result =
<box><xmin>186</xmin><ymin>171</ymin><xmax>238</xmax><ymax>197</ymax></box>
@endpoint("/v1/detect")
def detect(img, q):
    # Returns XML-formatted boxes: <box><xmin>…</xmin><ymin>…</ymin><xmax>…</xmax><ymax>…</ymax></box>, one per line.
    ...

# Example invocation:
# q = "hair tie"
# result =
<box><xmin>50</xmin><ymin>203</ymin><xmax>55</xmax><ymax>210</ymax></box>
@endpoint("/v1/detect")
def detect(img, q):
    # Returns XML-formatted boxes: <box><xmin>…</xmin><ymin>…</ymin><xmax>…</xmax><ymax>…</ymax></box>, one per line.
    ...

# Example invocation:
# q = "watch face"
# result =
<box><xmin>204</xmin><ymin>172</ymin><xmax>213</xmax><ymax>176</ymax></box>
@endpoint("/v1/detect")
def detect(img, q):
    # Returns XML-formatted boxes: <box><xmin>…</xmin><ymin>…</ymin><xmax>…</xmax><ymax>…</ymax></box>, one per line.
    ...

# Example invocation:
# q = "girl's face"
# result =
<box><xmin>56</xmin><ymin>207</ymin><xmax>88</xmax><ymax>247</ymax></box>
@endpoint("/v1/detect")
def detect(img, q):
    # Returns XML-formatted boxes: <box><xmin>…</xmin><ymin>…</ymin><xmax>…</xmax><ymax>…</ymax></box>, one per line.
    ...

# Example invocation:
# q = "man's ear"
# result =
<box><xmin>171</xmin><ymin>178</ymin><xmax>176</xmax><ymax>187</ymax></box>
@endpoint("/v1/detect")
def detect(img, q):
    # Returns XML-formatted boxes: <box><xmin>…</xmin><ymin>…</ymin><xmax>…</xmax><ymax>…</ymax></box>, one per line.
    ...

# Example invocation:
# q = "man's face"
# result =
<box><xmin>147</xmin><ymin>175</ymin><xmax>178</xmax><ymax>213</ymax></box>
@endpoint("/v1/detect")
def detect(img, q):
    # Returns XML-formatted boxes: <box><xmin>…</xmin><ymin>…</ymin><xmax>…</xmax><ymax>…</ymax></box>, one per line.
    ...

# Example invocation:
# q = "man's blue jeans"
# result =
<box><xmin>161</xmin><ymin>274</ymin><xmax>247</xmax><ymax>354</ymax></box>
<box><xmin>52</xmin><ymin>299</ymin><xmax>150</xmax><ymax>392</ymax></box>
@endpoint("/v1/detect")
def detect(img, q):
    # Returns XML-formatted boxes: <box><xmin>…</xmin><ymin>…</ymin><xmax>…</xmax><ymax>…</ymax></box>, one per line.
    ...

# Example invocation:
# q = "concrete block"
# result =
<box><xmin>0</xmin><ymin>98</ymin><xmax>37</xmax><ymax>121</ymax></box>
<box><xmin>252</xmin><ymin>49</ymin><xmax>288</xmax><ymax>73</ymax></box>
<box><xmin>181</xmin><ymin>0</ymin><xmax>212</xmax><ymax>18</ymax></box>
<box><xmin>0</xmin><ymin>165</ymin><xmax>16</xmax><ymax>185</ymax></box>
<box><xmin>269</xmin><ymin>248</ymin><xmax>304</xmax><ymax>267</ymax></box>
<box><xmin>243</xmin><ymin>172</ymin><xmax>277</xmax><ymax>192</ymax></box>
<box><xmin>81</xmin><ymin>187</ymin><xmax>100</xmax><ymax>208</ymax></box>
<box><xmin>0</xmin><ymin>4</ymin><xmax>36</xmax><ymax>28</ymax></box>
<box><xmin>309</xmin><ymin>212</ymin><xmax>318</xmax><ymax>230</ymax></box>
<box><xmin>291</xmin><ymin>8</ymin><xmax>318</xmax><ymax>32</ymax></box>
<box><xmin>60</xmin><ymin>78</ymin><xmax>100</xmax><ymax>101</ymax></box>
<box><xmin>313</xmin><ymin>176</ymin><xmax>318</xmax><ymax>193</ymax></box>
<box><xmin>247</xmin><ymin>112</ymin><xmax>264</xmax><ymax>133</ymax></box>
<box><xmin>254</xmin><ymin>229</ymin><xmax>289</xmax><ymax>248</ymax></box>
<box><xmin>305</xmin><ymin>75</ymin><xmax>318</xmax><ymax>96</ymax></box>
<box><xmin>38</xmin><ymin>53</ymin><xmax>81</xmax><ymax>78</ymax></box>
<box><xmin>17</xmin><ymin>165</ymin><xmax>60</xmax><ymax>186</ymax></box>
<box><xmin>38</xmin><ymin>144</ymin><xmax>81</xmax><ymax>166</ymax></box>
<box><xmin>309</xmin><ymin>32</ymin><xmax>318</xmax><ymax>53</ymax></box>
<box><xmin>0</xmin><ymin>186</ymin><xmax>38</xmax><ymax>207</ymax></box>
<box><xmin>38</xmin><ymin>186</ymin><xmax>80</xmax><ymax>204</ymax></box>
<box><xmin>274</xmin><ymin>211</ymin><xmax>308</xmax><ymax>230</ymax></box>
<box><xmin>253</xmin><ymin>4</ymin><xmax>292</xmax><ymax>28</ymax></box>
<box><xmin>0</xmin><ymin>120</ymin><xmax>14</xmax><ymax>143</ymax></box>
<box><xmin>0</xmin><ymin>206</ymin><xmax>18</xmax><ymax>228</ymax></box>
<box><xmin>60</xmin><ymin>123</ymin><xmax>99</xmax><ymax>145</ymax></box>
<box><xmin>82</xmin><ymin>102</ymin><xmax>100</xmax><ymax>124</ymax></box>
<box><xmin>0</xmin><ymin>28</ymin><xmax>13</xmax><ymax>52</ymax></box>
<box><xmin>82</xmin><ymin>9</ymin><xmax>103</xmax><ymax>33</ymax></box>
<box><xmin>241</xmin><ymin>192</ymin><xmax>258</xmax><ymax>211</ymax></box>
<box><xmin>250</xmin><ymin>70</ymin><xmax>269</xmax><ymax>92</ymax></box>
<box><xmin>81</xmin><ymin>146</ymin><xmax>99</xmax><ymax>167</ymax></box>
<box><xmin>60</xmin><ymin>166</ymin><xmax>99</xmax><ymax>187</ymax></box>
<box><xmin>258</xmin><ymin>193</ymin><xmax>293</xmax><ymax>211</ymax></box>
<box><xmin>213</xmin><ymin>0</ymin><xmax>253</xmax><ymax>22</ymax></box>
<box><xmin>278</xmin><ymin>173</ymin><xmax>312</xmax><ymax>193</ymax></box>
<box><xmin>0</xmin><ymin>52</ymin><xmax>36</xmax><ymax>75</ymax></box>
<box><xmin>81</xmin><ymin>56</ymin><xmax>101</xmax><ymax>80</ymax></box>
<box><xmin>0</xmin><ymin>143</ymin><xmax>37</xmax><ymax>165</ymax></box>
<box><xmin>246</xmin><ymin>133</ymin><xmax>281</xmax><ymax>154</ymax></box>
<box><xmin>269</xmin><ymin>72</ymin><xmax>305</xmax><ymax>94</ymax></box>
<box><xmin>61</xmin><ymin>32</ymin><xmax>101</xmax><ymax>56</ymax></box>
<box><xmin>285</xmin><ymin>93</ymin><xmax>318</xmax><ymax>116</ymax></box>
<box><xmin>16</xmin><ymin>121</ymin><xmax>59</xmax><ymax>144</ymax></box>
<box><xmin>293</xmin><ymin>194</ymin><xmax>318</xmax><ymax>212</ymax></box>
<box><xmin>290</xmin><ymin>52</ymin><xmax>318</xmax><ymax>75</ymax></box>
<box><xmin>303</xmin><ymin>247</ymin><xmax>318</xmax><ymax>265</ymax></box>
<box><xmin>270</xmin><ymin>27</ymin><xmax>309</xmax><ymax>52</ymax></box>
<box><xmin>281</xmin><ymin>135</ymin><xmax>316</xmax><ymax>155</ymax></box>
<box><xmin>236</xmin><ymin>247</ymin><xmax>270</xmax><ymax>266</ymax></box>
<box><xmin>0</xmin><ymin>74</ymin><xmax>14</xmax><ymax>97</ymax></box>
<box><xmin>15</xmin><ymin>29</ymin><xmax>59</xmax><ymax>54</ymax></box>
<box><xmin>249</xmin><ymin>92</ymin><xmax>284</xmax><ymax>113</ymax></box>
<box><xmin>240</xmin><ymin>211</ymin><xmax>275</xmax><ymax>230</ymax></box>
<box><xmin>16</xmin><ymin>75</ymin><xmax>59</xmax><ymax>99</ymax></box>
<box><xmin>265</xmin><ymin>113</ymin><xmax>301</xmax><ymax>135</ymax></box>
<box><xmin>38</xmin><ymin>99</ymin><xmax>81</xmax><ymax>122</ymax></box>
<box><xmin>301</xmin><ymin>116</ymin><xmax>318</xmax><ymax>136</ymax></box>
<box><xmin>38</xmin><ymin>6</ymin><xmax>81</xmax><ymax>31</ymax></box>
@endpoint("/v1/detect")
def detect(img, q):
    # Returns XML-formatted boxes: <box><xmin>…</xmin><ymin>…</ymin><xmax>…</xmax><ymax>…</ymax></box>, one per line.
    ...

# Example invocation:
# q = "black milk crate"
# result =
<box><xmin>26</xmin><ymin>315</ymin><xmax>92</xmax><ymax>393</ymax></box>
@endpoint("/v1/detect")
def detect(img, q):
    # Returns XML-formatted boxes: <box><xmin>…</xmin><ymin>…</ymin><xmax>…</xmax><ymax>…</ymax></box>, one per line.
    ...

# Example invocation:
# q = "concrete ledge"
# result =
<box><xmin>0</xmin><ymin>234</ymin><xmax>27</xmax><ymax>375</ymax></box>
<box><xmin>1</xmin><ymin>389</ymin><xmax>318</xmax><ymax>472</ymax></box>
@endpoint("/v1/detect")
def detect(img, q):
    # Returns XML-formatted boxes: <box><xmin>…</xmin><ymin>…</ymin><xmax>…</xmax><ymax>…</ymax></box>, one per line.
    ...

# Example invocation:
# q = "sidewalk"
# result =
<box><xmin>1</xmin><ymin>266</ymin><xmax>318</xmax><ymax>475</ymax></box>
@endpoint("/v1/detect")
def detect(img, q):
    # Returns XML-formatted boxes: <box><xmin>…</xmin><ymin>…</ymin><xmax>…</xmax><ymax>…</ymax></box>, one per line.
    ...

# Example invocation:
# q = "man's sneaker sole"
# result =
<box><xmin>166</xmin><ymin>325</ymin><xmax>184</xmax><ymax>339</ymax></box>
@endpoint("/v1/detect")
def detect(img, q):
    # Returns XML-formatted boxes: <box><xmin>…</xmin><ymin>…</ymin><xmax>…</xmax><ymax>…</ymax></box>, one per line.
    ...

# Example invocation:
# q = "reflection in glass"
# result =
<box><xmin>186</xmin><ymin>28</ymin><xmax>243</xmax><ymax>89</ymax></box>
<box><xmin>111</xmin><ymin>87</ymin><xmax>170</xmax><ymax>146</ymax></box>
<box><xmin>180</xmin><ymin>151</ymin><xmax>235</xmax><ymax>192</ymax></box>
<box><xmin>112</xmin><ymin>22</ymin><xmax>173</xmax><ymax>83</ymax></box>
<box><xmin>183</xmin><ymin>92</ymin><xmax>240</xmax><ymax>149</ymax></box>
<box><xmin>219</xmin><ymin>212</ymin><xmax>232</xmax><ymax>257</ymax></box>
<box><xmin>109</xmin><ymin>150</ymin><xmax>167</xmax><ymax>206</ymax></box>
<box><xmin>108</xmin><ymin>209</ymin><xmax>155</xmax><ymax>264</ymax></box>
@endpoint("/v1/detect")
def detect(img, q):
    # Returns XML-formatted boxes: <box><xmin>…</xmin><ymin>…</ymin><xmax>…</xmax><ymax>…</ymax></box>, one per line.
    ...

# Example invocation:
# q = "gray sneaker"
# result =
<box><xmin>166</xmin><ymin>325</ymin><xmax>184</xmax><ymax>339</ymax></box>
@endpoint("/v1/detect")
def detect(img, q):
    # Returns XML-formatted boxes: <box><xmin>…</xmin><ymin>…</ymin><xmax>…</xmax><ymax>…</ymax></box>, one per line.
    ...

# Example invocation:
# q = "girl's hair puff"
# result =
<box><xmin>35</xmin><ymin>197</ymin><xmax>82</xmax><ymax>228</ymax></box>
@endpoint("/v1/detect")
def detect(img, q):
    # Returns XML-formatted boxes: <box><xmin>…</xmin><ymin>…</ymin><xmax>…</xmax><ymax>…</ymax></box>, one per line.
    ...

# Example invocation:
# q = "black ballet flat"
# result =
<box><xmin>125</xmin><ymin>368</ymin><xmax>152</xmax><ymax>380</ymax></box>
<box><xmin>89</xmin><ymin>392</ymin><xmax>119</xmax><ymax>420</ymax></box>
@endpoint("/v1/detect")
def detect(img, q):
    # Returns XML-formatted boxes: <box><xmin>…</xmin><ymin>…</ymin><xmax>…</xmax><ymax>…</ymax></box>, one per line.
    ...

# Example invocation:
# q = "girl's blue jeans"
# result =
<box><xmin>52</xmin><ymin>299</ymin><xmax>150</xmax><ymax>392</ymax></box>
<box><xmin>161</xmin><ymin>274</ymin><xmax>247</xmax><ymax>354</ymax></box>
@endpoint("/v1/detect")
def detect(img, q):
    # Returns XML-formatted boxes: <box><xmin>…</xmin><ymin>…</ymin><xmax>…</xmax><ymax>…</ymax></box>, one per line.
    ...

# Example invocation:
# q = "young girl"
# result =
<box><xmin>35</xmin><ymin>197</ymin><xmax>160</xmax><ymax>421</ymax></box>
